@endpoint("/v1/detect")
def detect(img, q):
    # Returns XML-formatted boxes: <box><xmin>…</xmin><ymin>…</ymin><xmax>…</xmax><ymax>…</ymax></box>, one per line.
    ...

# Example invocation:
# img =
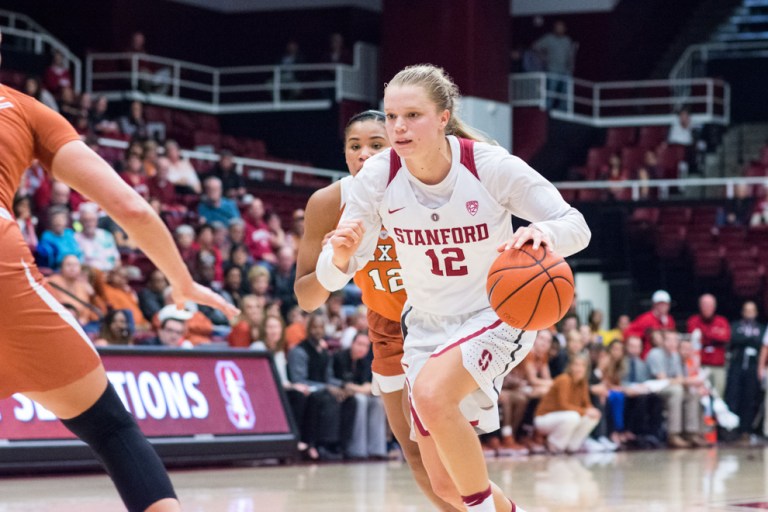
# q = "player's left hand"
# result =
<box><xmin>498</xmin><ymin>225</ymin><xmax>553</xmax><ymax>252</ymax></box>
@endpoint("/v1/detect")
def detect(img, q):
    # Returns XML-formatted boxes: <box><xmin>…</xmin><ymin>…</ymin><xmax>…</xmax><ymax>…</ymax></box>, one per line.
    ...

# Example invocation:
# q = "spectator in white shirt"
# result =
<box><xmin>74</xmin><ymin>202</ymin><xmax>120</xmax><ymax>272</ymax></box>
<box><xmin>165</xmin><ymin>139</ymin><xmax>201</xmax><ymax>194</ymax></box>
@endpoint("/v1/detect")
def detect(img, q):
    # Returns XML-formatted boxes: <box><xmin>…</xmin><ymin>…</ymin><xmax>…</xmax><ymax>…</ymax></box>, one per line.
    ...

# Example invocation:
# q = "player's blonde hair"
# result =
<box><xmin>386</xmin><ymin>64</ymin><xmax>493</xmax><ymax>144</ymax></box>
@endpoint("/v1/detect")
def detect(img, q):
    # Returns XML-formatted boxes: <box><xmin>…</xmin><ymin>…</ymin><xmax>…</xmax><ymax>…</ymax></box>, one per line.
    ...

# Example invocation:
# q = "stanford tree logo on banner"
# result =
<box><xmin>215</xmin><ymin>361</ymin><xmax>256</xmax><ymax>429</ymax></box>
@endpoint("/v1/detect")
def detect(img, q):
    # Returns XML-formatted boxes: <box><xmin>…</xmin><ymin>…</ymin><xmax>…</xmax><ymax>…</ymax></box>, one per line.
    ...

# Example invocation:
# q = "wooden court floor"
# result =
<box><xmin>0</xmin><ymin>447</ymin><xmax>766</xmax><ymax>511</ymax></box>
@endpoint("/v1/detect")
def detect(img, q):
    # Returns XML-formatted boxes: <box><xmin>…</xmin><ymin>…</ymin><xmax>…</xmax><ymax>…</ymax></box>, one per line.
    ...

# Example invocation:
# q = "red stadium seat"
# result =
<box><xmin>657</xmin><ymin>207</ymin><xmax>691</xmax><ymax>225</ymax></box>
<box><xmin>638</xmin><ymin>126</ymin><xmax>668</xmax><ymax>149</ymax></box>
<box><xmin>656</xmin><ymin>224</ymin><xmax>686</xmax><ymax>259</ymax></box>
<box><xmin>605</xmin><ymin>127</ymin><xmax>637</xmax><ymax>150</ymax></box>
<box><xmin>693</xmin><ymin>251</ymin><xmax>722</xmax><ymax>278</ymax></box>
<box><xmin>586</xmin><ymin>147</ymin><xmax>612</xmax><ymax>173</ymax></box>
<box><xmin>621</xmin><ymin>147</ymin><xmax>646</xmax><ymax>175</ymax></box>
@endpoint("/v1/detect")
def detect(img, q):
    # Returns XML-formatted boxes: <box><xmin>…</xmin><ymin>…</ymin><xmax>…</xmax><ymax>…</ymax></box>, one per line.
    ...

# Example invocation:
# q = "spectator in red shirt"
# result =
<box><xmin>149</xmin><ymin>156</ymin><xmax>183</xmax><ymax>211</ymax></box>
<box><xmin>624</xmin><ymin>290</ymin><xmax>676</xmax><ymax>358</ymax></box>
<box><xmin>243</xmin><ymin>197</ymin><xmax>278</xmax><ymax>265</ymax></box>
<box><xmin>44</xmin><ymin>50</ymin><xmax>72</xmax><ymax>96</ymax></box>
<box><xmin>118</xmin><ymin>153</ymin><xmax>150</xmax><ymax>200</ymax></box>
<box><xmin>687</xmin><ymin>293</ymin><xmax>731</xmax><ymax>397</ymax></box>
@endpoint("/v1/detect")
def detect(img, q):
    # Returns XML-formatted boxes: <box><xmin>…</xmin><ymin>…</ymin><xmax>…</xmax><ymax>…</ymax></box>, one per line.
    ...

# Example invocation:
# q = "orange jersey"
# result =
<box><xmin>339</xmin><ymin>176</ymin><xmax>407</xmax><ymax>323</ymax></box>
<box><xmin>0</xmin><ymin>84</ymin><xmax>80</xmax><ymax>211</ymax></box>
<box><xmin>0</xmin><ymin>85</ymin><xmax>100</xmax><ymax>398</ymax></box>
<box><xmin>352</xmin><ymin>233</ymin><xmax>407</xmax><ymax>322</ymax></box>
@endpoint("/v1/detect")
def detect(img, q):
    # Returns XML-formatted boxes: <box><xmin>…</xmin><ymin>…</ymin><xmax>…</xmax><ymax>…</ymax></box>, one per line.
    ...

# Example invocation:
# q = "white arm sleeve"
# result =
<box><xmin>315</xmin><ymin>154</ymin><xmax>388</xmax><ymax>291</ymax></box>
<box><xmin>475</xmin><ymin>143</ymin><xmax>591</xmax><ymax>258</ymax></box>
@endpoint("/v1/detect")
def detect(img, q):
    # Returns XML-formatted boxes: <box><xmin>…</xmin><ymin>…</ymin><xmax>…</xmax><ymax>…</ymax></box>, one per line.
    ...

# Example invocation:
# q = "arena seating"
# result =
<box><xmin>627</xmin><ymin>204</ymin><xmax>768</xmax><ymax>308</ymax></box>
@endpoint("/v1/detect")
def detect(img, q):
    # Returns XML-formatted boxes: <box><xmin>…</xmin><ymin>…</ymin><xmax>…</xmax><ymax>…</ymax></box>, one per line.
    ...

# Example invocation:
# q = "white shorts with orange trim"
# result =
<box><xmin>401</xmin><ymin>303</ymin><xmax>536</xmax><ymax>437</ymax></box>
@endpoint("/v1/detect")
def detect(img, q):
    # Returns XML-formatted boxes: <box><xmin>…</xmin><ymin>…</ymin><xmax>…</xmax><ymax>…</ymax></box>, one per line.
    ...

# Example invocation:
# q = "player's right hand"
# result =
<box><xmin>330</xmin><ymin>219</ymin><xmax>364</xmax><ymax>271</ymax></box>
<box><xmin>171</xmin><ymin>281</ymin><xmax>240</xmax><ymax>321</ymax></box>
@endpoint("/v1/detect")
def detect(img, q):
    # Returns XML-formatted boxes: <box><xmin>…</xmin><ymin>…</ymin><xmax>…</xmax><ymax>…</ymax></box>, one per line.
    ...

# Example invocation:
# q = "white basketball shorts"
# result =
<box><xmin>400</xmin><ymin>303</ymin><xmax>536</xmax><ymax>437</ymax></box>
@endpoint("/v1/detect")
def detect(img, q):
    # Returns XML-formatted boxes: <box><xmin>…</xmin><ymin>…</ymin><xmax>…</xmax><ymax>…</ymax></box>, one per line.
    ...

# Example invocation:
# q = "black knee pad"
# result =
<box><xmin>61</xmin><ymin>383</ymin><xmax>177</xmax><ymax>512</ymax></box>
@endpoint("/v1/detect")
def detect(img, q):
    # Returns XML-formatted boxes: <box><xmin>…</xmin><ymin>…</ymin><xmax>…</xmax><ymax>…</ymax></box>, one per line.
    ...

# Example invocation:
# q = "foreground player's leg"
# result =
<box><xmin>24</xmin><ymin>366</ymin><xmax>179</xmax><ymax>512</ymax></box>
<box><xmin>412</xmin><ymin>348</ymin><xmax>517</xmax><ymax>512</ymax></box>
<box><xmin>380</xmin><ymin>388</ymin><xmax>460</xmax><ymax>511</ymax></box>
<box><xmin>413</xmin><ymin>426</ymin><xmax>465</xmax><ymax>510</ymax></box>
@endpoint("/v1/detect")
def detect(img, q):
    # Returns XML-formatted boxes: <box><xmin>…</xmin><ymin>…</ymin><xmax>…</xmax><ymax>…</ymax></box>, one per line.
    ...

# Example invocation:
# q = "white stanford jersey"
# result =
<box><xmin>317</xmin><ymin>136</ymin><xmax>591</xmax><ymax>317</ymax></box>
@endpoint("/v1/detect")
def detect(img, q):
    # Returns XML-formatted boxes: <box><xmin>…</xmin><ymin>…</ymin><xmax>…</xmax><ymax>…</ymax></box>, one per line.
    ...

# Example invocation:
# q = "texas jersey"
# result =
<box><xmin>316</xmin><ymin>135</ymin><xmax>591</xmax><ymax>318</ymax></box>
<box><xmin>339</xmin><ymin>175</ymin><xmax>407</xmax><ymax>322</ymax></box>
<box><xmin>0</xmin><ymin>84</ymin><xmax>80</xmax><ymax>211</ymax></box>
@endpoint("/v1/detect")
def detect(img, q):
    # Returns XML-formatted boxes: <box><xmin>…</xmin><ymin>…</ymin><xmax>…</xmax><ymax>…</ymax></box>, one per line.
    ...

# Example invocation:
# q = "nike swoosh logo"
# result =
<box><xmin>388</xmin><ymin>207</ymin><xmax>406</xmax><ymax>214</ymax></box>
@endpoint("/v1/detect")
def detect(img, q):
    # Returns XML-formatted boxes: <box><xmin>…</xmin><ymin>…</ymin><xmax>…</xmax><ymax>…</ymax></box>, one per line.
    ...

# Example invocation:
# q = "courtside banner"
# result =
<box><xmin>0</xmin><ymin>348</ymin><xmax>292</xmax><ymax>441</ymax></box>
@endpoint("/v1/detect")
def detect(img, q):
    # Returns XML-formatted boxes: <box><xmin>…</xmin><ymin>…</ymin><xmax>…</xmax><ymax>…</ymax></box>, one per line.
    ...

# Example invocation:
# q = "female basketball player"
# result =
<box><xmin>295</xmin><ymin>110</ymin><xmax>457</xmax><ymax>510</ymax></box>
<box><xmin>0</xmin><ymin>32</ymin><xmax>237</xmax><ymax>512</ymax></box>
<box><xmin>316</xmin><ymin>65</ymin><xmax>590</xmax><ymax>511</ymax></box>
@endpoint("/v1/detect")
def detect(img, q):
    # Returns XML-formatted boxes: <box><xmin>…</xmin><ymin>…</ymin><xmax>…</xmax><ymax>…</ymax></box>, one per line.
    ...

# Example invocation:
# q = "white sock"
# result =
<box><xmin>501</xmin><ymin>425</ymin><xmax>513</xmax><ymax>438</ymax></box>
<box><xmin>463</xmin><ymin>486</ymin><xmax>495</xmax><ymax>511</ymax></box>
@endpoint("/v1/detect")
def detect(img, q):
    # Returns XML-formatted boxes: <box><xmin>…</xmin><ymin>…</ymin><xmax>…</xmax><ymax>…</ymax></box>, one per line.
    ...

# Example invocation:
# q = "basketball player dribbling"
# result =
<box><xmin>0</xmin><ymin>31</ymin><xmax>238</xmax><ymax>512</ymax></box>
<box><xmin>316</xmin><ymin>65</ymin><xmax>591</xmax><ymax>511</ymax></box>
<box><xmin>295</xmin><ymin>110</ymin><xmax>457</xmax><ymax>510</ymax></box>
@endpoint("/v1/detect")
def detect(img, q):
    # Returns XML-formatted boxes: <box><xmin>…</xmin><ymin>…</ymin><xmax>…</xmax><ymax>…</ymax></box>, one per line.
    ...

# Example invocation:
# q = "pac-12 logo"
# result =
<box><xmin>466</xmin><ymin>201</ymin><xmax>479</xmax><ymax>216</ymax></box>
<box><xmin>215</xmin><ymin>361</ymin><xmax>256</xmax><ymax>429</ymax></box>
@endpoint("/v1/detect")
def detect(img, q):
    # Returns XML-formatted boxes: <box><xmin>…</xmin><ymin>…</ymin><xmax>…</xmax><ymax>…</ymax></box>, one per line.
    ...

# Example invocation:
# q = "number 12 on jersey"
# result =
<box><xmin>367</xmin><ymin>267</ymin><xmax>405</xmax><ymax>292</ymax></box>
<box><xmin>426</xmin><ymin>248</ymin><xmax>468</xmax><ymax>276</ymax></box>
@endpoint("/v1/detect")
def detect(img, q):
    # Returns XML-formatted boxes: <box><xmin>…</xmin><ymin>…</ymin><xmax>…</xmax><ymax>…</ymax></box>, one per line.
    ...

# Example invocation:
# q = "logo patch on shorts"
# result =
<box><xmin>478</xmin><ymin>349</ymin><xmax>493</xmax><ymax>371</ymax></box>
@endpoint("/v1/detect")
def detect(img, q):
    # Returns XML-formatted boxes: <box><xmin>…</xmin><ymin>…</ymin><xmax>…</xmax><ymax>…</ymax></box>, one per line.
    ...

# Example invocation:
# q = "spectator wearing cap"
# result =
<box><xmin>687</xmin><ymin>293</ymin><xmax>731</xmax><ymax>397</ymax></box>
<box><xmin>198</xmin><ymin>176</ymin><xmax>241</xmax><ymax>226</ymax></box>
<box><xmin>625</xmin><ymin>290</ymin><xmax>676</xmax><ymax>359</ymax></box>
<box><xmin>146</xmin><ymin>305</ymin><xmax>193</xmax><ymax>348</ymax></box>
<box><xmin>152</xmin><ymin>288</ymin><xmax>214</xmax><ymax>346</ymax></box>
<box><xmin>207</xmin><ymin>150</ymin><xmax>245</xmax><ymax>199</ymax></box>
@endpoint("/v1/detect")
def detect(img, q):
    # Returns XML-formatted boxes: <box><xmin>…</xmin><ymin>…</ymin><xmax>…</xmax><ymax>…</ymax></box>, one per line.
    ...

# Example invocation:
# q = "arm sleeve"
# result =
<box><xmin>25</xmin><ymin>96</ymin><xmax>81</xmax><ymax>172</ymax></box>
<box><xmin>316</xmin><ymin>161</ymin><xmax>386</xmax><ymax>291</ymax></box>
<box><xmin>475</xmin><ymin>144</ymin><xmax>591</xmax><ymax>257</ymax></box>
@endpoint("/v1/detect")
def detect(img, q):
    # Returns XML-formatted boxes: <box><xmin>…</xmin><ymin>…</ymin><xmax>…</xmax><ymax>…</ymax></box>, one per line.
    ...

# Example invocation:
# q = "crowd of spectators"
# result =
<box><xmin>12</xmin><ymin>64</ymin><xmax>389</xmax><ymax>460</ymax></box>
<box><xmin>11</xmin><ymin>40</ymin><xmax>768</xmax><ymax>465</ymax></box>
<box><xmin>481</xmin><ymin>289</ymin><xmax>768</xmax><ymax>458</ymax></box>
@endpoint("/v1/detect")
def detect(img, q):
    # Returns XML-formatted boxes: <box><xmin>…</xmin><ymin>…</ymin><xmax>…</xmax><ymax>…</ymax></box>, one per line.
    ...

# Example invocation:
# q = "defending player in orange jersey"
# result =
<box><xmin>295</xmin><ymin>110</ymin><xmax>457</xmax><ymax>511</ymax></box>
<box><xmin>0</xmin><ymin>31</ymin><xmax>238</xmax><ymax>512</ymax></box>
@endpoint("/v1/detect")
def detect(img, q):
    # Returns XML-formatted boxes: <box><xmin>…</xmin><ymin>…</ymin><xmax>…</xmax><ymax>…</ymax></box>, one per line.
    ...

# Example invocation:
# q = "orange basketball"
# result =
<box><xmin>486</xmin><ymin>242</ymin><xmax>574</xmax><ymax>331</ymax></box>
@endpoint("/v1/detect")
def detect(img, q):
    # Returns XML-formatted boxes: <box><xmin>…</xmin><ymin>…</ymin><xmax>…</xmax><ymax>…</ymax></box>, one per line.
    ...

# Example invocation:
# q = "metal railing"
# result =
<box><xmin>669</xmin><ymin>41</ymin><xmax>768</xmax><ymax>82</ymax></box>
<box><xmin>97</xmin><ymin>137</ymin><xmax>347</xmax><ymax>187</ymax></box>
<box><xmin>99</xmin><ymin>137</ymin><xmax>768</xmax><ymax>200</ymax></box>
<box><xmin>87</xmin><ymin>42</ymin><xmax>378</xmax><ymax>114</ymax></box>
<box><xmin>0</xmin><ymin>12</ymin><xmax>82</xmax><ymax>92</ymax></box>
<box><xmin>509</xmin><ymin>72</ymin><xmax>730</xmax><ymax>127</ymax></box>
<box><xmin>0</xmin><ymin>9</ymin><xmax>53</xmax><ymax>38</ymax></box>
<box><xmin>556</xmin><ymin>175</ymin><xmax>768</xmax><ymax>201</ymax></box>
